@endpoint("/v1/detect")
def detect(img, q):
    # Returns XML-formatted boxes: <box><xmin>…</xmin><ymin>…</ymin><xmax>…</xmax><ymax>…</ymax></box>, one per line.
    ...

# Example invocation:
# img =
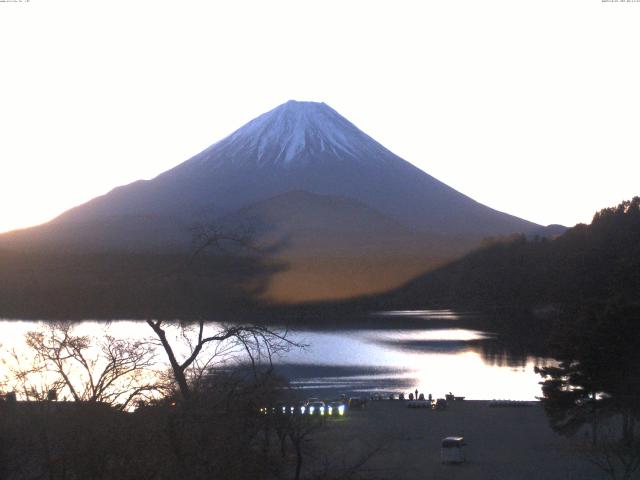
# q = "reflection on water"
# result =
<box><xmin>0</xmin><ymin>311</ymin><xmax>550</xmax><ymax>401</ymax></box>
<box><xmin>378</xmin><ymin>328</ymin><xmax>492</xmax><ymax>341</ymax></box>
<box><xmin>371</xmin><ymin>309</ymin><xmax>467</xmax><ymax>319</ymax></box>
<box><xmin>279</xmin><ymin>323</ymin><xmax>546</xmax><ymax>400</ymax></box>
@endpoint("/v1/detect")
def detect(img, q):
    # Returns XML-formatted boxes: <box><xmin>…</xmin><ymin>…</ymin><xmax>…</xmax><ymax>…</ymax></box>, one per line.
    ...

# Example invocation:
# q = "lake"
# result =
<box><xmin>0</xmin><ymin>310</ymin><xmax>549</xmax><ymax>401</ymax></box>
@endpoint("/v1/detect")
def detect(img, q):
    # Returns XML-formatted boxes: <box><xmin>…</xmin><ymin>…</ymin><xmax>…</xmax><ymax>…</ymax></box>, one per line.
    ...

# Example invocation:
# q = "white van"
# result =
<box><xmin>440</xmin><ymin>437</ymin><xmax>466</xmax><ymax>463</ymax></box>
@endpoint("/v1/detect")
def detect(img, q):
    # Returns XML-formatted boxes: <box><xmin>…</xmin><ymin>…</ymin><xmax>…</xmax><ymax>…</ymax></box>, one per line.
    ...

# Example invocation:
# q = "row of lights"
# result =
<box><xmin>259</xmin><ymin>404</ymin><xmax>346</xmax><ymax>416</ymax></box>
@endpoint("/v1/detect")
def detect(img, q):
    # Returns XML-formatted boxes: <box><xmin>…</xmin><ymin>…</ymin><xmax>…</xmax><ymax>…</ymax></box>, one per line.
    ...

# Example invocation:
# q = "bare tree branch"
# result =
<box><xmin>11</xmin><ymin>322</ymin><xmax>164</xmax><ymax>410</ymax></box>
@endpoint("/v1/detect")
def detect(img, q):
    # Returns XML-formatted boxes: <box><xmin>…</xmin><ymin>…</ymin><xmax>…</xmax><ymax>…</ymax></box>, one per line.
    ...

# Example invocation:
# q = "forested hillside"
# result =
<box><xmin>386</xmin><ymin>197</ymin><xmax>640</xmax><ymax>313</ymax></box>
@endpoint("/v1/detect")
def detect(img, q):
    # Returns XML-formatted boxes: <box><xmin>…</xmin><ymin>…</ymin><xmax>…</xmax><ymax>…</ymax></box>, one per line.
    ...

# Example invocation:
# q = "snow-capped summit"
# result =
<box><xmin>39</xmin><ymin>100</ymin><xmax>538</xmax><ymax>239</ymax></box>
<box><xmin>187</xmin><ymin>100</ymin><xmax>395</xmax><ymax>169</ymax></box>
<box><xmin>43</xmin><ymin>100</ymin><xmax>539</xmax><ymax>238</ymax></box>
<box><xmin>14</xmin><ymin>100</ymin><xmax>539</xmax><ymax>245</ymax></box>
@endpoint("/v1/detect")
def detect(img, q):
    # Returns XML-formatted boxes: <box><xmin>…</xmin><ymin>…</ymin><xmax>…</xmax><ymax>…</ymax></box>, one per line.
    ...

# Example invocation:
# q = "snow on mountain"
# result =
<box><xmin>184</xmin><ymin>100</ymin><xmax>396</xmax><ymax>169</ymax></box>
<box><xmin>15</xmin><ymin>100</ymin><xmax>539</xmax><ymax>240</ymax></box>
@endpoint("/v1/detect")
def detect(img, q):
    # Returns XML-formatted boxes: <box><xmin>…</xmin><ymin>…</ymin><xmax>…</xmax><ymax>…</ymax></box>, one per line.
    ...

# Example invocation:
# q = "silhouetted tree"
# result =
<box><xmin>5</xmin><ymin>322</ymin><xmax>162</xmax><ymax>409</ymax></box>
<box><xmin>146</xmin><ymin>224</ymin><xmax>302</xmax><ymax>401</ymax></box>
<box><xmin>537</xmin><ymin>303</ymin><xmax>640</xmax><ymax>479</ymax></box>
<box><xmin>146</xmin><ymin>319</ymin><xmax>297</xmax><ymax>400</ymax></box>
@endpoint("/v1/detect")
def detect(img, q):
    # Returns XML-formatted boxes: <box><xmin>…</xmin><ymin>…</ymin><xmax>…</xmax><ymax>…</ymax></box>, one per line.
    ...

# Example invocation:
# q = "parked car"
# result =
<box><xmin>327</xmin><ymin>401</ymin><xmax>346</xmax><ymax>416</ymax></box>
<box><xmin>306</xmin><ymin>401</ymin><xmax>326</xmax><ymax>415</ymax></box>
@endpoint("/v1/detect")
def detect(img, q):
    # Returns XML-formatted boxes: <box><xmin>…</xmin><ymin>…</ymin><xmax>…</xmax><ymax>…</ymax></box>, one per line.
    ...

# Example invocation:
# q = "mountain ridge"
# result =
<box><xmin>50</xmin><ymin>100</ymin><xmax>539</xmax><ymax>238</ymax></box>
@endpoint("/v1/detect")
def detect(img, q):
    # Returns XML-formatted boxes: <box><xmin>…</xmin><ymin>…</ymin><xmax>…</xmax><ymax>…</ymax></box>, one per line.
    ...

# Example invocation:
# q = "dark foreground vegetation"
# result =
<box><xmin>0</xmin><ymin>372</ymin><xmax>348</xmax><ymax>480</ymax></box>
<box><xmin>535</xmin><ymin>302</ymin><xmax>640</xmax><ymax>480</ymax></box>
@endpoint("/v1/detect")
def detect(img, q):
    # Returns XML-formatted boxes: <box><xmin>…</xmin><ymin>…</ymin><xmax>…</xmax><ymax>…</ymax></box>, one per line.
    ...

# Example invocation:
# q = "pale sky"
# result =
<box><xmin>1</xmin><ymin>0</ymin><xmax>639</xmax><ymax>234</ymax></box>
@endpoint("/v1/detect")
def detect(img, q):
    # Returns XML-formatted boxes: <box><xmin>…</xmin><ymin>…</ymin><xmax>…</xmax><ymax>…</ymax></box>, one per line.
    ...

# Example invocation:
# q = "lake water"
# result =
<box><xmin>0</xmin><ymin>310</ymin><xmax>548</xmax><ymax>401</ymax></box>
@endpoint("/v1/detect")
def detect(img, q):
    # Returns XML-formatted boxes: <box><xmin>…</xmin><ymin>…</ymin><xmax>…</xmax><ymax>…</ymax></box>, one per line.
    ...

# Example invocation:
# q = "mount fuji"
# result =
<box><xmin>0</xmin><ymin>100</ymin><xmax>541</xmax><ymax>302</ymax></box>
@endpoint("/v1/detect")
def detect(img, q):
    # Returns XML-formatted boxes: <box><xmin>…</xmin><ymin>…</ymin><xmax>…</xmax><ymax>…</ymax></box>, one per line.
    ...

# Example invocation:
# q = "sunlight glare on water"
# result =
<box><xmin>281</xmin><ymin>320</ymin><xmax>544</xmax><ymax>400</ymax></box>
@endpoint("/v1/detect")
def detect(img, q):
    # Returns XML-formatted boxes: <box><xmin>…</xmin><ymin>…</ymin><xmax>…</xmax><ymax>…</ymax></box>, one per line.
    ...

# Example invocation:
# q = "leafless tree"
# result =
<box><xmin>188</xmin><ymin>223</ymin><xmax>256</xmax><ymax>265</ymax></box>
<box><xmin>309</xmin><ymin>441</ymin><xmax>388</xmax><ymax>480</ymax></box>
<box><xmin>272</xmin><ymin>411</ymin><xmax>388</xmax><ymax>480</ymax></box>
<box><xmin>5</xmin><ymin>322</ymin><xmax>163</xmax><ymax>410</ymax></box>
<box><xmin>146</xmin><ymin>319</ymin><xmax>299</xmax><ymax>401</ymax></box>
<box><xmin>286</xmin><ymin>412</ymin><xmax>326</xmax><ymax>480</ymax></box>
<box><xmin>147</xmin><ymin>223</ymin><xmax>303</xmax><ymax>401</ymax></box>
<box><xmin>583</xmin><ymin>423</ymin><xmax>640</xmax><ymax>480</ymax></box>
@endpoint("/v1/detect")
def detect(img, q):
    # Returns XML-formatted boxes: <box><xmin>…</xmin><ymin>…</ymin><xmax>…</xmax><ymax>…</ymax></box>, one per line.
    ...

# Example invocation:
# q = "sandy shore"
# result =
<box><xmin>305</xmin><ymin>400</ymin><xmax>602</xmax><ymax>480</ymax></box>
